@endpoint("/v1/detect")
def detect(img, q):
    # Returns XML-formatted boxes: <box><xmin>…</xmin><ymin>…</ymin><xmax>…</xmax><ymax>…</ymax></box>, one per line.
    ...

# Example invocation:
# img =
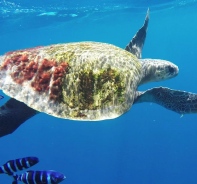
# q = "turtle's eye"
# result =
<box><xmin>168</xmin><ymin>66</ymin><xmax>175</xmax><ymax>73</ymax></box>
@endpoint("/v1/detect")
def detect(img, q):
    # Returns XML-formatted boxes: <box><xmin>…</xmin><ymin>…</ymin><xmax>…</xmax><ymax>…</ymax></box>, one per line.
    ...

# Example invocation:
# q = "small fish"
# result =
<box><xmin>0</xmin><ymin>157</ymin><xmax>39</xmax><ymax>175</ymax></box>
<box><xmin>12</xmin><ymin>170</ymin><xmax>66</xmax><ymax>184</ymax></box>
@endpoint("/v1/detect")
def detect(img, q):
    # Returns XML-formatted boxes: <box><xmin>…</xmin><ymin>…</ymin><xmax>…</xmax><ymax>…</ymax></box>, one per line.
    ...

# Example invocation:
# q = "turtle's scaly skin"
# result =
<box><xmin>0</xmin><ymin>42</ymin><xmax>142</xmax><ymax>120</ymax></box>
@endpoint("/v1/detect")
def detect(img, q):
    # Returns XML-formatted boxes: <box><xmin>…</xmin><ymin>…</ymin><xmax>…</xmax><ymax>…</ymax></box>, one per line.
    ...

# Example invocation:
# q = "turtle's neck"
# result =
<box><xmin>138</xmin><ymin>59</ymin><xmax>179</xmax><ymax>85</ymax></box>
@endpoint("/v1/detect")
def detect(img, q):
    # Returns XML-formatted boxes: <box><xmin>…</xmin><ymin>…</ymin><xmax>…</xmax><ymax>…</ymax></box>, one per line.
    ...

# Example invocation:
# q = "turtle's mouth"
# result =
<box><xmin>167</xmin><ymin>63</ymin><xmax>179</xmax><ymax>79</ymax></box>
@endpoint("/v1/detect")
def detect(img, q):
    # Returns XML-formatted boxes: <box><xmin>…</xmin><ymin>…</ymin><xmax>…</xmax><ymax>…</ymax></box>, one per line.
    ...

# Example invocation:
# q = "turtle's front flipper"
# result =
<box><xmin>134</xmin><ymin>87</ymin><xmax>197</xmax><ymax>114</ymax></box>
<box><xmin>0</xmin><ymin>98</ymin><xmax>38</xmax><ymax>138</ymax></box>
<box><xmin>125</xmin><ymin>8</ymin><xmax>149</xmax><ymax>59</ymax></box>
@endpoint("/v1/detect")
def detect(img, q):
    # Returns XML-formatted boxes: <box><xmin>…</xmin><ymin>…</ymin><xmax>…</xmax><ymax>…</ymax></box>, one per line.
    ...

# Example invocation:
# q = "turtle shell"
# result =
<box><xmin>0</xmin><ymin>42</ymin><xmax>142</xmax><ymax>120</ymax></box>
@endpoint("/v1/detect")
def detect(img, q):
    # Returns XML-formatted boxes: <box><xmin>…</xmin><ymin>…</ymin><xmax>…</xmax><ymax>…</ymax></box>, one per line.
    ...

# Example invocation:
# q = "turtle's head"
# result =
<box><xmin>139</xmin><ymin>59</ymin><xmax>179</xmax><ymax>85</ymax></box>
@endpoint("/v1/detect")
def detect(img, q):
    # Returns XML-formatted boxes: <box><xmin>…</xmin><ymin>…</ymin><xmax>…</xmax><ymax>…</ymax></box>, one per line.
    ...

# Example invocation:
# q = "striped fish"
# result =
<box><xmin>12</xmin><ymin>170</ymin><xmax>66</xmax><ymax>184</ymax></box>
<box><xmin>0</xmin><ymin>157</ymin><xmax>39</xmax><ymax>175</ymax></box>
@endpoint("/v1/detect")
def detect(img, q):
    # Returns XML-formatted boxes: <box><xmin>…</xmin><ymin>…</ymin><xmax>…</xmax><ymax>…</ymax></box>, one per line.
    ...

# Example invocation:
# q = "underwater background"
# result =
<box><xmin>0</xmin><ymin>0</ymin><xmax>197</xmax><ymax>183</ymax></box>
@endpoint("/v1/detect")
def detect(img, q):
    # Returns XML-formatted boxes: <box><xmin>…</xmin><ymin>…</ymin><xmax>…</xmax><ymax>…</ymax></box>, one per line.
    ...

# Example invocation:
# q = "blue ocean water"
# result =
<box><xmin>0</xmin><ymin>0</ymin><xmax>197</xmax><ymax>183</ymax></box>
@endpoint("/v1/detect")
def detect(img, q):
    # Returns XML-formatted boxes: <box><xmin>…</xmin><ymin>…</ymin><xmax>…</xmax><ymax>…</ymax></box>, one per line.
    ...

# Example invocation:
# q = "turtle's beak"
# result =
<box><xmin>168</xmin><ymin>63</ymin><xmax>179</xmax><ymax>79</ymax></box>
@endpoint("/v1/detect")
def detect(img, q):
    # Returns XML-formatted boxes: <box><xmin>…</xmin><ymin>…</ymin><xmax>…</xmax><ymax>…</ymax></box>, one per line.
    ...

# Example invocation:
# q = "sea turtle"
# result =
<box><xmin>0</xmin><ymin>9</ymin><xmax>197</xmax><ymax>137</ymax></box>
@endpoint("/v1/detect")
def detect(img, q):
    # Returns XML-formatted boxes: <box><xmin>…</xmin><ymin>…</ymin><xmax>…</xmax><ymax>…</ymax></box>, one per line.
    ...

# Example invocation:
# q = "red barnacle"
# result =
<box><xmin>35</xmin><ymin>86</ymin><xmax>42</xmax><ymax>92</ymax></box>
<box><xmin>25</xmin><ymin>72</ymin><xmax>35</xmax><ymax>80</ymax></box>
<box><xmin>41</xmin><ymin>59</ymin><xmax>57</xmax><ymax>71</ymax></box>
<box><xmin>52</xmin><ymin>78</ymin><xmax>61</xmax><ymax>86</ymax></box>
<box><xmin>31</xmin><ymin>81</ymin><xmax>42</xmax><ymax>92</ymax></box>
<box><xmin>53</xmin><ymin>62</ymin><xmax>69</xmax><ymax>80</ymax></box>
<box><xmin>32</xmin><ymin>62</ymin><xmax>38</xmax><ymax>71</ymax></box>
<box><xmin>18</xmin><ymin>54</ymin><xmax>29</xmax><ymax>62</ymax></box>
<box><xmin>39</xmin><ymin>72</ymin><xmax>51</xmax><ymax>84</ymax></box>
<box><xmin>11</xmin><ymin>54</ymin><xmax>22</xmax><ymax>65</ymax></box>
<box><xmin>61</xmin><ymin>62</ymin><xmax>69</xmax><ymax>68</ymax></box>
<box><xmin>31</xmin><ymin>71</ymin><xmax>52</xmax><ymax>92</ymax></box>
<box><xmin>60</xmin><ymin>62</ymin><xmax>69</xmax><ymax>71</ymax></box>
<box><xmin>1</xmin><ymin>58</ymin><xmax>11</xmax><ymax>70</ymax></box>
<box><xmin>24</xmin><ymin>69</ymin><xmax>34</xmax><ymax>80</ymax></box>
<box><xmin>53</xmin><ymin>72</ymin><xmax>60</xmax><ymax>80</ymax></box>
<box><xmin>20</xmin><ymin>61</ymin><xmax>38</xmax><ymax>81</ymax></box>
<box><xmin>27</xmin><ymin>61</ymin><xmax>38</xmax><ymax>72</ymax></box>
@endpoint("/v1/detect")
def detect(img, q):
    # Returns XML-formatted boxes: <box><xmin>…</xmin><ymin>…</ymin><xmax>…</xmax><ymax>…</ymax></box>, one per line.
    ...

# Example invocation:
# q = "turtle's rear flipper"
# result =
<box><xmin>125</xmin><ymin>8</ymin><xmax>149</xmax><ymax>59</ymax></box>
<box><xmin>0</xmin><ymin>98</ymin><xmax>38</xmax><ymax>138</ymax></box>
<box><xmin>134</xmin><ymin>87</ymin><xmax>197</xmax><ymax>114</ymax></box>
